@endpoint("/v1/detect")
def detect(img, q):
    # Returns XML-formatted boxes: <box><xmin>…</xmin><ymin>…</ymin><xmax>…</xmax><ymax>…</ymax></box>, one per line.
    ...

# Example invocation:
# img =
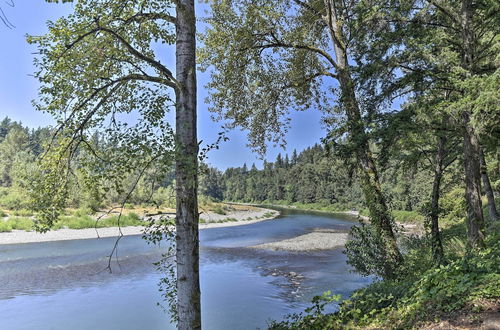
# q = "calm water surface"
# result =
<box><xmin>0</xmin><ymin>208</ymin><xmax>372</xmax><ymax>330</ymax></box>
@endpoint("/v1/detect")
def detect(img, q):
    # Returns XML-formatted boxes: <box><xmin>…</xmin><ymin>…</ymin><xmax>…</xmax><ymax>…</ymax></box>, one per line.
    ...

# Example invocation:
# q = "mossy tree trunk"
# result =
<box><xmin>324</xmin><ymin>0</ymin><xmax>403</xmax><ymax>278</ymax></box>
<box><xmin>460</xmin><ymin>0</ymin><xmax>485</xmax><ymax>248</ymax></box>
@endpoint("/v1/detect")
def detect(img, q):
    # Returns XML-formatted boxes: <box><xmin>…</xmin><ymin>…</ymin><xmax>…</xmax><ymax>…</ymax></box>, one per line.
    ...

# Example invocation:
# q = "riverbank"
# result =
<box><xmin>246</xmin><ymin>203</ymin><xmax>424</xmax><ymax>236</ymax></box>
<box><xmin>0</xmin><ymin>206</ymin><xmax>279</xmax><ymax>245</ymax></box>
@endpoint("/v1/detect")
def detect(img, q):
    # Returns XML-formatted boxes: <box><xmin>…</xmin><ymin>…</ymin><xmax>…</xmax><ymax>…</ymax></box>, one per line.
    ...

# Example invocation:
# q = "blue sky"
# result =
<box><xmin>0</xmin><ymin>1</ymin><xmax>326</xmax><ymax>170</ymax></box>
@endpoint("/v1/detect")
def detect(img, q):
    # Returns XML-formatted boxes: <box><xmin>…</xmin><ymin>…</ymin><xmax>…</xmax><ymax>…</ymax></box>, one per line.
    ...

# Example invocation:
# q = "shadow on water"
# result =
<box><xmin>0</xmin><ymin>209</ymin><xmax>371</xmax><ymax>330</ymax></box>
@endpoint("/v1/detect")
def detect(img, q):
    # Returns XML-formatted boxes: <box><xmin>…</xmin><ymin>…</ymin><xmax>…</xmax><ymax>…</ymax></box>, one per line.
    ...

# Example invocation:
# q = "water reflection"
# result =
<box><xmin>0</xmin><ymin>208</ymin><xmax>371</xmax><ymax>329</ymax></box>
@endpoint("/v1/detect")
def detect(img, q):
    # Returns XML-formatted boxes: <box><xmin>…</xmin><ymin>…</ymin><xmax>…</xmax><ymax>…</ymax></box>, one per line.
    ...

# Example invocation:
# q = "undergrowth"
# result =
<box><xmin>269</xmin><ymin>224</ymin><xmax>499</xmax><ymax>329</ymax></box>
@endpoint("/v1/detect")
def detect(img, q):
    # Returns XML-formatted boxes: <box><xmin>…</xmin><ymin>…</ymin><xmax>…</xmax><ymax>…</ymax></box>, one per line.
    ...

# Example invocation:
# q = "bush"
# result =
<box><xmin>0</xmin><ymin>221</ymin><xmax>12</xmax><ymax>232</ymax></box>
<box><xmin>0</xmin><ymin>190</ymin><xmax>30</xmax><ymax>210</ymax></box>
<box><xmin>270</xmin><ymin>230</ymin><xmax>500</xmax><ymax>329</ymax></box>
<box><xmin>392</xmin><ymin>210</ymin><xmax>424</xmax><ymax>223</ymax></box>
<box><xmin>344</xmin><ymin>223</ymin><xmax>402</xmax><ymax>279</ymax></box>
<box><xmin>212</xmin><ymin>205</ymin><xmax>227</xmax><ymax>215</ymax></box>
<box><xmin>440</xmin><ymin>188</ymin><xmax>466</xmax><ymax>226</ymax></box>
<box><xmin>0</xmin><ymin>210</ymin><xmax>7</xmax><ymax>217</ymax></box>
<box><xmin>72</xmin><ymin>208</ymin><xmax>93</xmax><ymax>217</ymax></box>
<box><xmin>8</xmin><ymin>216</ymin><xmax>34</xmax><ymax>231</ymax></box>
<box><xmin>59</xmin><ymin>215</ymin><xmax>96</xmax><ymax>229</ymax></box>
<box><xmin>12</xmin><ymin>209</ymin><xmax>34</xmax><ymax>217</ymax></box>
<box><xmin>101</xmin><ymin>212</ymin><xmax>142</xmax><ymax>227</ymax></box>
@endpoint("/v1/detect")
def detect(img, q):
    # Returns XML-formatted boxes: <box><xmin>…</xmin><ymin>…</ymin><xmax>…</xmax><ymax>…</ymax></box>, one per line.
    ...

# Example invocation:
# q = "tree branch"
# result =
<box><xmin>240</xmin><ymin>41</ymin><xmax>338</xmax><ymax>71</ymax></box>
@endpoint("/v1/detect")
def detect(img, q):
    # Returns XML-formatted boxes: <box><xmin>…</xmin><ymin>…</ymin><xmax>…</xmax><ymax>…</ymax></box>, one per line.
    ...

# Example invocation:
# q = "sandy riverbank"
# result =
<box><xmin>249</xmin><ymin>209</ymin><xmax>421</xmax><ymax>252</ymax></box>
<box><xmin>252</xmin><ymin>228</ymin><xmax>348</xmax><ymax>251</ymax></box>
<box><xmin>0</xmin><ymin>207</ymin><xmax>279</xmax><ymax>245</ymax></box>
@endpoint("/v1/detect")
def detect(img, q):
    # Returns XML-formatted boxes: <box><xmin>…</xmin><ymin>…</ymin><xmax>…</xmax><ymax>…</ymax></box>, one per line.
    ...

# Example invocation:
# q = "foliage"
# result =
<box><xmin>268</xmin><ymin>291</ymin><xmax>342</xmax><ymax>330</ymax></box>
<box><xmin>269</xmin><ymin>230</ymin><xmax>500</xmax><ymax>329</ymax></box>
<box><xmin>391</xmin><ymin>210</ymin><xmax>424</xmax><ymax>224</ymax></box>
<box><xmin>0</xmin><ymin>216</ymin><xmax>34</xmax><ymax>231</ymax></box>
<box><xmin>142</xmin><ymin>215</ymin><xmax>178</xmax><ymax>322</ymax></box>
<box><xmin>219</xmin><ymin>145</ymin><xmax>365</xmax><ymax>209</ymax></box>
<box><xmin>0</xmin><ymin>188</ymin><xmax>31</xmax><ymax>210</ymax></box>
<box><xmin>344</xmin><ymin>222</ymin><xmax>400</xmax><ymax>278</ymax></box>
<box><xmin>211</xmin><ymin>205</ymin><xmax>226</xmax><ymax>215</ymax></box>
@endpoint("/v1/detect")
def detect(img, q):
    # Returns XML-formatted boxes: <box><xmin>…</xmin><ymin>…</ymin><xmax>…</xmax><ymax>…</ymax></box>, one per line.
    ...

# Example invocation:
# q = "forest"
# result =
<box><xmin>0</xmin><ymin>0</ymin><xmax>498</xmax><ymax>329</ymax></box>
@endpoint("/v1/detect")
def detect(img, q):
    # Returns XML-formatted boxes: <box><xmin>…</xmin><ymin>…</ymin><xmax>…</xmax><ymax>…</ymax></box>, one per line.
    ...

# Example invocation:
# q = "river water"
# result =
<box><xmin>0</xmin><ymin>208</ymin><xmax>372</xmax><ymax>330</ymax></box>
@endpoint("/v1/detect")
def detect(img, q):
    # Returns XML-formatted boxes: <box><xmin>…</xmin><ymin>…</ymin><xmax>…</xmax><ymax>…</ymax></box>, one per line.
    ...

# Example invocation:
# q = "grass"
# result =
<box><xmin>212</xmin><ymin>205</ymin><xmax>227</xmax><ymax>215</ymax></box>
<box><xmin>57</xmin><ymin>212</ymin><xmax>142</xmax><ymax>229</ymax></box>
<box><xmin>391</xmin><ymin>210</ymin><xmax>425</xmax><ymax>223</ymax></box>
<box><xmin>57</xmin><ymin>215</ymin><xmax>96</xmax><ymax>229</ymax></box>
<box><xmin>12</xmin><ymin>209</ymin><xmax>35</xmax><ymax>217</ymax></box>
<box><xmin>268</xmin><ymin>201</ymin><xmax>350</xmax><ymax>213</ymax></box>
<box><xmin>0</xmin><ymin>212</ymin><xmax>144</xmax><ymax>232</ymax></box>
<box><xmin>0</xmin><ymin>201</ymin><xmax>274</xmax><ymax>231</ymax></box>
<box><xmin>0</xmin><ymin>221</ymin><xmax>12</xmax><ymax>232</ymax></box>
<box><xmin>0</xmin><ymin>217</ymin><xmax>35</xmax><ymax>231</ymax></box>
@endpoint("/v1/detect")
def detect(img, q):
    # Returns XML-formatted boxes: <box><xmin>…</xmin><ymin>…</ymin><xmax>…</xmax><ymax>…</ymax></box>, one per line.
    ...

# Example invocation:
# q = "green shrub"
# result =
<box><xmin>0</xmin><ymin>210</ymin><xmax>7</xmax><ymax>217</ymax></box>
<box><xmin>0</xmin><ymin>190</ymin><xmax>30</xmax><ymax>210</ymax></box>
<box><xmin>392</xmin><ymin>210</ymin><xmax>424</xmax><ymax>223</ymax></box>
<box><xmin>60</xmin><ymin>215</ymin><xmax>96</xmax><ymax>229</ymax></box>
<box><xmin>440</xmin><ymin>188</ymin><xmax>466</xmax><ymax>226</ymax></box>
<box><xmin>212</xmin><ymin>205</ymin><xmax>227</xmax><ymax>215</ymax></box>
<box><xmin>8</xmin><ymin>217</ymin><xmax>34</xmax><ymax>231</ymax></box>
<box><xmin>12</xmin><ymin>209</ymin><xmax>34</xmax><ymax>217</ymax></box>
<box><xmin>72</xmin><ymin>208</ymin><xmax>93</xmax><ymax>217</ymax></box>
<box><xmin>102</xmin><ymin>212</ymin><xmax>142</xmax><ymax>227</ymax></box>
<box><xmin>0</xmin><ymin>221</ymin><xmax>12</xmax><ymax>232</ymax></box>
<box><xmin>270</xmin><ymin>231</ymin><xmax>500</xmax><ymax>329</ymax></box>
<box><xmin>344</xmin><ymin>223</ymin><xmax>401</xmax><ymax>278</ymax></box>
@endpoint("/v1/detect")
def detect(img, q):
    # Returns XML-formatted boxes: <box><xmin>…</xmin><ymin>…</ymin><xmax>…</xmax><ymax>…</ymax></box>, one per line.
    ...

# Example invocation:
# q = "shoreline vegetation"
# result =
<box><xmin>0</xmin><ymin>204</ymin><xmax>279</xmax><ymax>245</ymax></box>
<box><xmin>238</xmin><ymin>202</ymin><xmax>425</xmax><ymax>236</ymax></box>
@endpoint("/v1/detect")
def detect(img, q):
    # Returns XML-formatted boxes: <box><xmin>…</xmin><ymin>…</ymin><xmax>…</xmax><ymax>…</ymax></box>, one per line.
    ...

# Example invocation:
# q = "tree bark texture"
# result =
<box><xmin>429</xmin><ymin>136</ymin><xmax>445</xmax><ymax>264</ymax></box>
<box><xmin>462</xmin><ymin>112</ymin><xmax>485</xmax><ymax>247</ymax></box>
<box><xmin>479</xmin><ymin>148</ymin><xmax>498</xmax><ymax>223</ymax></box>
<box><xmin>175</xmin><ymin>1</ymin><xmax>201</xmax><ymax>329</ymax></box>
<box><xmin>460</xmin><ymin>0</ymin><xmax>485</xmax><ymax>247</ymax></box>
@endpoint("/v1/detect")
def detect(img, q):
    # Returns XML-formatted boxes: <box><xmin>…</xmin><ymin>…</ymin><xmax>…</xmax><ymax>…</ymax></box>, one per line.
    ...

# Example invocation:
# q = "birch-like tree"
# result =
<box><xmin>29</xmin><ymin>0</ymin><xmax>201</xmax><ymax>328</ymax></box>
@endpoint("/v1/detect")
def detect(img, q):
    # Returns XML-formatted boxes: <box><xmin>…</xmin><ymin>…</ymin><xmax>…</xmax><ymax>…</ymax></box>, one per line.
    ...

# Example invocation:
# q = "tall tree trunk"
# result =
<box><xmin>323</xmin><ymin>0</ymin><xmax>403</xmax><ymax>278</ymax></box>
<box><xmin>429</xmin><ymin>136</ymin><xmax>445</xmax><ymax>264</ymax></box>
<box><xmin>462</xmin><ymin>112</ymin><xmax>485</xmax><ymax>247</ymax></box>
<box><xmin>175</xmin><ymin>1</ymin><xmax>201</xmax><ymax>329</ymax></box>
<box><xmin>479</xmin><ymin>148</ymin><xmax>498</xmax><ymax>223</ymax></box>
<box><xmin>460</xmin><ymin>0</ymin><xmax>485</xmax><ymax>247</ymax></box>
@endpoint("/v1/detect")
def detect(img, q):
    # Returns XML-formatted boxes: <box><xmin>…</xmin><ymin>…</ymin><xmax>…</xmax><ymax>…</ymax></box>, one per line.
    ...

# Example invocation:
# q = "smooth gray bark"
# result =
<box><xmin>175</xmin><ymin>0</ymin><xmax>201</xmax><ymax>329</ymax></box>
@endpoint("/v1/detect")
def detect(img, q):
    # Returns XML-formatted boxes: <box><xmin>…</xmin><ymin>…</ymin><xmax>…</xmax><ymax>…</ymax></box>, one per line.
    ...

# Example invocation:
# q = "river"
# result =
<box><xmin>0</xmin><ymin>207</ymin><xmax>372</xmax><ymax>330</ymax></box>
